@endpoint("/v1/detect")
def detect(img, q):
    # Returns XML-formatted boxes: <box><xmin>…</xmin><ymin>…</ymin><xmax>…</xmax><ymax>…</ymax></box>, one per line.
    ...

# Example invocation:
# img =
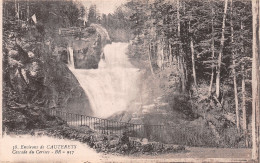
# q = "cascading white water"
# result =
<box><xmin>68</xmin><ymin>42</ymin><xmax>140</xmax><ymax>118</ymax></box>
<box><xmin>68</xmin><ymin>47</ymin><xmax>74</xmax><ymax>68</ymax></box>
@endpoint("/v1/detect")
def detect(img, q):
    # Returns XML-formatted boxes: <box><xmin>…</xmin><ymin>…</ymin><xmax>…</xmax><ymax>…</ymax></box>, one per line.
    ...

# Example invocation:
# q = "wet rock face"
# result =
<box><xmin>71</xmin><ymin>26</ymin><xmax>109</xmax><ymax>69</ymax></box>
<box><xmin>42</xmin><ymin>57</ymin><xmax>92</xmax><ymax>116</ymax></box>
<box><xmin>53</xmin><ymin>25</ymin><xmax>110</xmax><ymax>69</ymax></box>
<box><xmin>3</xmin><ymin>23</ymin><xmax>93</xmax><ymax>120</ymax></box>
<box><xmin>72</xmin><ymin>36</ymin><xmax>102</xmax><ymax>69</ymax></box>
<box><xmin>60</xmin><ymin>50</ymin><xmax>68</xmax><ymax>64</ymax></box>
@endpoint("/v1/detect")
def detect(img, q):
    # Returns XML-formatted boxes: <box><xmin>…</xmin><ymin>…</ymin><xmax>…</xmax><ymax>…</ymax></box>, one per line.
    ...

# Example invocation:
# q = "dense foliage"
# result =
<box><xmin>101</xmin><ymin>0</ymin><xmax>253</xmax><ymax>146</ymax></box>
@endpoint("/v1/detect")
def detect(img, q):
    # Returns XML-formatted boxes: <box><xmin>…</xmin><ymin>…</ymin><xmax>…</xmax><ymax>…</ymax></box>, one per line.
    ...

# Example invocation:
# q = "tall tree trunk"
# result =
<box><xmin>166</xmin><ymin>40</ymin><xmax>170</xmax><ymax>65</ymax></box>
<box><xmin>180</xmin><ymin>56</ymin><xmax>186</xmax><ymax>92</ymax></box>
<box><xmin>169</xmin><ymin>43</ymin><xmax>173</xmax><ymax>66</ymax></box>
<box><xmin>182</xmin><ymin>1</ymin><xmax>188</xmax><ymax>91</ymax></box>
<box><xmin>230</xmin><ymin>0</ymin><xmax>240</xmax><ymax>131</ymax></box>
<box><xmin>241</xmin><ymin>21</ymin><xmax>248</xmax><ymax>147</ymax></box>
<box><xmin>148</xmin><ymin>43</ymin><xmax>155</xmax><ymax>77</ymax></box>
<box><xmin>209</xmin><ymin>1</ymin><xmax>215</xmax><ymax>96</ymax></box>
<box><xmin>177</xmin><ymin>0</ymin><xmax>186</xmax><ymax>92</ymax></box>
<box><xmin>157</xmin><ymin>40</ymin><xmax>164</xmax><ymax>70</ymax></box>
<box><xmin>191</xmin><ymin>39</ymin><xmax>196</xmax><ymax>86</ymax></box>
<box><xmin>183</xmin><ymin>56</ymin><xmax>188</xmax><ymax>90</ymax></box>
<box><xmin>251</xmin><ymin>0</ymin><xmax>260</xmax><ymax>160</ymax></box>
<box><xmin>241</xmin><ymin>64</ymin><xmax>248</xmax><ymax>147</ymax></box>
<box><xmin>216</xmin><ymin>0</ymin><xmax>228</xmax><ymax>99</ymax></box>
<box><xmin>177</xmin><ymin>0</ymin><xmax>180</xmax><ymax>39</ymax></box>
<box><xmin>189</xmin><ymin>16</ymin><xmax>197</xmax><ymax>87</ymax></box>
<box><xmin>177</xmin><ymin>55</ymin><xmax>182</xmax><ymax>91</ymax></box>
<box><xmin>15</xmin><ymin>0</ymin><xmax>18</xmax><ymax>19</ymax></box>
<box><xmin>168</xmin><ymin>42</ymin><xmax>171</xmax><ymax>65</ymax></box>
<box><xmin>232</xmin><ymin>54</ymin><xmax>240</xmax><ymax>131</ymax></box>
<box><xmin>161</xmin><ymin>39</ymin><xmax>165</xmax><ymax>70</ymax></box>
<box><xmin>177</xmin><ymin>0</ymin><xmax>182</xmax><ymax>90</ymax></box>
<box><xmin>17</xmin><ymin>1</ymin><xmax>20</xmax><ymax>20</ymax></box>
<box><xmin>27</xmin><ymin>0</ymin><xmax>30</xmax><ymax>21</ymax></box>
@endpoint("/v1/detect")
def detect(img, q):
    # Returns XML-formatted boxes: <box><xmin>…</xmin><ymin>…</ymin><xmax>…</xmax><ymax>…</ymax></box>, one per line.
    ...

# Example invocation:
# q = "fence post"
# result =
<box><xmin>106</xmin><ymin>120</ymin><xmax>108</xmax><ymax>134</ymax></box>
<box><xmin>102</xmin><ymin>119</ymin><xmax>104</xmax><ymax>133</ymax></box>
<box><xmin>70</xmin><ymin>113</ymin><xmax>72</xmax><ymax>125</ymax></box>
<box><xmin>81</xmin><ymin>115</ymin><xmax>83</xmax><ymax>126</ymax></box>
<box><xmin>106</xmin><ymin>120</ymin><xmax>108</xmax><ymax>135</ymax></box>
<box><xmin>98</xmin><ymin>118</ymin><xmax>100</xmax><ymax>133</ymax></box>
<box><xmin>111</xmin><ymin>121</ymin><xmax>113</xmax><ymax>134</ymax></box>
<box><xmin>94</xmin><ymin>118</ymin><xmax>96</xmax><ymax>130</ymax></box>
<box><xmin>119</xmin><ymin>122</ymin><xmax>122</xmax><ymax>135</ymax></box>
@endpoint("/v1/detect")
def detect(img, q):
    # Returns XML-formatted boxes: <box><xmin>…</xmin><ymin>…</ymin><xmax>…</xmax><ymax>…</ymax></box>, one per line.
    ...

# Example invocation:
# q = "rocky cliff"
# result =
<box><xmin>59</xmin><ymin>24</ymin><xmax>111</xmax><ymax>69</ymax></box>
<box><xmin>3</xmin><ymin>20</ymin><xmax>109</xmax><ymax>131</ymax></box>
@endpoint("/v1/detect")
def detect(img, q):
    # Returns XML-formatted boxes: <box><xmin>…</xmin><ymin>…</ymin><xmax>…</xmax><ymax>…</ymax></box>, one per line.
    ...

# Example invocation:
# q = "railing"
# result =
<box><xmin>58</xmin><ymin>27</ymin><xmax>82</xmax><ymax>37</ymax></box>
<box><xmin>48</xmin><ymin>109</ymin><xmax>165</xmax><ymax>142</ymax></box>
<box><xmin>47</xmin><ymin>109</ymin><xmax>250</xmax><ymax>147</ymax></box>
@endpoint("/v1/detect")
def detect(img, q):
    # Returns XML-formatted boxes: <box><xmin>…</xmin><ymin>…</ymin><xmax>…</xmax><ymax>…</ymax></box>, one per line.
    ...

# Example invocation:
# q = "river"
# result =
<box><xmin>68</xmin><ymin>42</ymin><xmax>140</xmax><ymax>118</ymax></box>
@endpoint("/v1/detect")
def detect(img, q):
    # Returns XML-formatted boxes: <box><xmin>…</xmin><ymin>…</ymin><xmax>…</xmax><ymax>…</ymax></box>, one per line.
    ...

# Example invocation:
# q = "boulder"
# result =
<box><xmin>108</xmin><ymin>140</ymin><xmax>119</xmax><ymax>148</ymax></box>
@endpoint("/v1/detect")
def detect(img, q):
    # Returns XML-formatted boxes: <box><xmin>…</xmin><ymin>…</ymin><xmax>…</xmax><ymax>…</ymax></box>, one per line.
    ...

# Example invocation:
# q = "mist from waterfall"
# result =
<box><xmin>68</xmin><ymin>42</ymin><xmax>140</xmax><ymax>118</ymax></box>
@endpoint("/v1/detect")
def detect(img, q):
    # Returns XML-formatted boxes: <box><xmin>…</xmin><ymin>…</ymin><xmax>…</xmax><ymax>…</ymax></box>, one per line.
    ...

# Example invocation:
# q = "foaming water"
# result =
<box><xmin>69</xmin><ymin>42</ymin><xmax>140</xmax><ymax>118</ymax></box>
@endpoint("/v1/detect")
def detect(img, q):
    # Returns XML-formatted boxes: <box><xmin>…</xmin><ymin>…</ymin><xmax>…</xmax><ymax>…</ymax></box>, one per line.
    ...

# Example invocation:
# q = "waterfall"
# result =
<box><xmin>68</xmin><ymin>47</ymin><xmax>74</xmax><ymax>69</ymax></box>
<box><xmin>68</xmin><ymin>42</ymin><xmax>140</xmax><ymax>118</ymax></box>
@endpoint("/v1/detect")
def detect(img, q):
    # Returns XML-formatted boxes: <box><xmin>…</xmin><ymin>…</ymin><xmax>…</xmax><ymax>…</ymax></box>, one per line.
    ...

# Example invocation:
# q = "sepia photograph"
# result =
<box><xmin>0</xmin><ymin>0</ymin><xmax>259</xmax><ymax>162</ymax></box>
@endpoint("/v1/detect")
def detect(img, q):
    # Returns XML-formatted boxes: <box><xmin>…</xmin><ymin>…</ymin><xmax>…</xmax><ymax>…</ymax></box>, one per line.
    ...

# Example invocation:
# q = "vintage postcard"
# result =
<box><xmin>0</xmin><ymin>0</ymin><xmax>259</xmax><ymax>162</ymax></box>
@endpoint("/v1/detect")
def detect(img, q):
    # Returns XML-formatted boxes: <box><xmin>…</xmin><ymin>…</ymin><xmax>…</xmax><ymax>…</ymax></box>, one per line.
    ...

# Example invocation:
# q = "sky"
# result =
<box><xmin>80</xmin><ymin>0</ymin><xmax>127</xmax><ymax>15</ymax></box>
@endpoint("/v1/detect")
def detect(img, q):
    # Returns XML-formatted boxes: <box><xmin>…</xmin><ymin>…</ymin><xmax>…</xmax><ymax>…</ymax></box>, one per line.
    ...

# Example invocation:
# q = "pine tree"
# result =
<box><xmin>216</xmin><ymin>0</ymin><xmax>228</xmax><ymax>99</ymax></box>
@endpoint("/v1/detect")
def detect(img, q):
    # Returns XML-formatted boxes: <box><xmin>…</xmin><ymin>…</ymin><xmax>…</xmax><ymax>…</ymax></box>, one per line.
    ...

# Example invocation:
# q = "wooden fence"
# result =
<box><xmin>48</xmin><ymin>109</ymin><xmax>166</xmax><ymax>142</ymax></box>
